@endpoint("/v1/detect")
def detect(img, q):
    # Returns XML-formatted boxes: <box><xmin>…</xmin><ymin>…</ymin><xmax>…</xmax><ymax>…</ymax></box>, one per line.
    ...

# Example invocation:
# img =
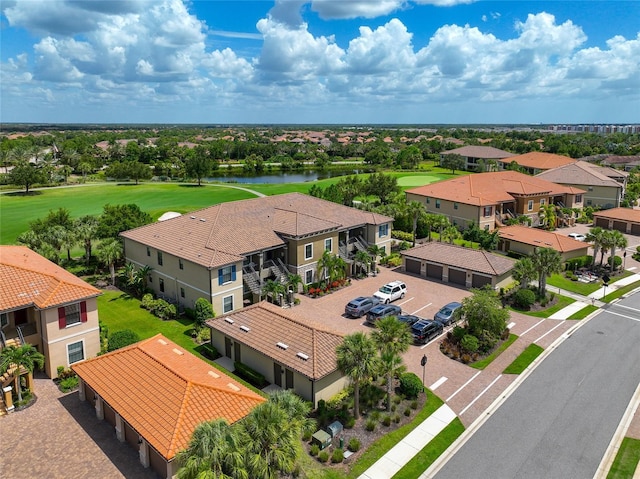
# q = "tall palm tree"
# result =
<box><xmin>371</xmin><ymin>316</ymin><xmax>412</xmax><ymax>411</ymax></box>
<box><xmin>354</xmin><ymin>249</ymin><xmax>371</xmax><ymax>276</ymax></box>
<box><xmin>262</xmin><ymin>279</ymin><xmax>285</xmax><ymax>305</ymax></box>
<box><xmin>336</xmin><ymin>332</ymin><xmax>379</xmax><ymax>419</ymax></box>
<box><xmin>538</xmin><ymin>204</ymin><xmax>558</xmax><ymax>230</ymax></box>
<box><xmin>406</xmin><ymin>200</ymin><xmax>426</xmax><ymax>247</ymax></box>
<box><xmin>176</xmin><ymin>419</ymin><xmax>246</xmax><ymax>479</ymax></box>
<box><xmin>598</xmin><ymin>230</ymin><xmax>614</xmax><ymax>268</ymax></box>
<box><xmin>267</xmin><ymin>390</ymin><xmax>315</xmax><ymax>438</ymax></box>
<box><xmin>586</xmin><ymin>226</ymin><xmax>606</xmax><ymax>269</ymax></box>
<box><xmin>75</xmin><ymin>215</ymin><xmax>100</xmax><ymax>264</ymax></box>
<box><xmin>607</xmin><ymin>230</ymin><xmax>628</xmax><ymax>273</ymax></box>
<box><xmin>367</xmin><ymin>244</ymin><xmax>386</xmax><ymax>276</ymax></box>
<box><xmin>0</xmin><ymin>344</ymin><xmax>45</xmax><ymax>403</ymax></box>
<box><xmin>512</xmin><ymin>257</ymin><xmax>536</xmax><ymax>290</ymax></box>
<box><xmin>97</xmin><ymin>238</ymin><xmax>123</xmax><ymax>285</ymax></box>
<box><xmin>136</xmin><ymin>264</ymin><xmax>153</xmax><ymax>293</ymax></box>
<box><xmin>531</xmin><ymin>247</ymin><xmax>563</xmax><ymax>296</ymax></box>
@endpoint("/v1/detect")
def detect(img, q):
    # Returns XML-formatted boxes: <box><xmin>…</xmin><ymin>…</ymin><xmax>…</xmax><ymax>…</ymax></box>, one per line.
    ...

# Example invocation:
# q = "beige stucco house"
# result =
<box><xmin>593</xmin><ymin>208</ymin><xmax>640</xmax><ymax>235</ymax></box>
<box><xmin>120</xmin><ymin>193</ymin><xmax>393</xmax><ymax>314</ymax></box>
<box><xmin>406</xmin><ymin>171</ymin><xmax>585</xmax><ymax>231</ymax></box>
<box><xmin>401</xmin><ymin>242</ymin><xmax>516</xmax><ymax>290</ymax></box>
<box><xmin>207</xmin><ymin>302</ymin><xmax>347</xmax><ymax>407</ymax></box>
<box><xmin>498</xmin><ymin>152</ymin><xmax>576</xmax><ymax>175</ymax></box>
<box><xmin>536</xmin><ymin>161</ymin><xmax>628</xmax><ymax>209</ymax></box>
<box><xmin>497</xmin><ymin>225</ymin><xmax>590</xmax><ymax>261</ymax></box>
<box><xmin>0</xmin><ymin>246</ymin><xmax>101</xmax><ymax>379</ymax></box>
<box><xmin>440</xmin><ymin>145</ymin><xmax>515</xmax><ymax>171</ymax></box>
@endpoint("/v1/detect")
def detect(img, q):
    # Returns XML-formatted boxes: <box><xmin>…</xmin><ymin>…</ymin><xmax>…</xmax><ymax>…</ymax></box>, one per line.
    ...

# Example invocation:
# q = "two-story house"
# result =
<box><xmin>120</xmin><ymin>193</ymin><xmax>393</xmax><ymax>314</ymax></box>
<box><xmin>406</xmin><ymin>171</ymin><xmax>585</xmax><ymax>231</ymax></box>
<box><xmin>497</xmin><ymin>151</ymin><xmax>576</xmax><ymax>175</ymax></box>
<box><xmin>440</xmin><ymin>145</ymin><xmax>515</xmax><ymax>171</ymax></box>
<box><xmin>0</xmin><ymin>246</ymin><xmax>101</xmax><ymax>378</ymax></box>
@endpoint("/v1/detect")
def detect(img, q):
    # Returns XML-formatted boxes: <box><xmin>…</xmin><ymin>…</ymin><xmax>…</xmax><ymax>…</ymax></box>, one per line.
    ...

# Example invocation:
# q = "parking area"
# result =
<box><xmin>292</xmin><ymin>266</ymin><xmax>578</xmax><ymax>427</ymax></box>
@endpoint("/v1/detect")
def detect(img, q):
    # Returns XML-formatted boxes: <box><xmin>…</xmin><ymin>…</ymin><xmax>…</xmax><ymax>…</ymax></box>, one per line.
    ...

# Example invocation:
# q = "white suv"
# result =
<box><xmin>373</xmin><ymin>280</ymin><xmax>407</xmax><ymax>304</ymax></box>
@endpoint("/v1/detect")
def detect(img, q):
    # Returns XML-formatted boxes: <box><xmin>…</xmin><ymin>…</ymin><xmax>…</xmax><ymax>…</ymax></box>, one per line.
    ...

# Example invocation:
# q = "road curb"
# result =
<box><xmin>593</xmin><ymin>382</ymin><xmax>640</xmax><ymax>479</ymax></box>
<box><xmin>421</xmin><ymin>313</ymin><xmax>596</xmax><ymax>478</ymax></box>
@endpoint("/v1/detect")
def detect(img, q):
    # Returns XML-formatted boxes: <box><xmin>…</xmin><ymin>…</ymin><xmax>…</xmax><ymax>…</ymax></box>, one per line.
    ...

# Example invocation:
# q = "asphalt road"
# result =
<box><xmin>435</xmin><ymin>291</ymin><xmax>640</xmax><ymax>479</ymax></box>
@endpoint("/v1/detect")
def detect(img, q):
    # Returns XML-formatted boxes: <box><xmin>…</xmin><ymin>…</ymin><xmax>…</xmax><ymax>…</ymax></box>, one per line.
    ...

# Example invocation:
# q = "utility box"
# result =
<box><xmin>326</xmin><ymin>420</ymin><xmax>343</xmax><ymax>438</ymax></box>
<box><xmin>311</xmin><ymin>429</ymin><xmax>331</xmax><ymax>450</ymax></box>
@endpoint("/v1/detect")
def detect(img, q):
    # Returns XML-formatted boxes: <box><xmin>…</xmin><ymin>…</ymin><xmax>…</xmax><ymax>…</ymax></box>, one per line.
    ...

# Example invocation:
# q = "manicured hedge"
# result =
<box><xmin>234</xmin><ymin>361</ymin><xmax>268</xmax><ymax>388</ymax></box>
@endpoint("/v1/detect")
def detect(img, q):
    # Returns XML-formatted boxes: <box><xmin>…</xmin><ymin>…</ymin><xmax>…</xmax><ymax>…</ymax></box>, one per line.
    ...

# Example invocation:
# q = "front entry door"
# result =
<box><xmin>234</xmin><ymin>342</ymin><xmax>241</xmax><ymax>362</ymax></box>
<box><xmin>285</xmin><ymin>369</ymin><xmax>294</xmax><ymax>389</ymax></box>
<box><xmin>224</xmin><ymin>338</ymin><xmax>232</xmax><ymax>358</ymax></box>
<box><xmin>273</xmin><ymin>363</ymin><xmax>282</xmax><ymax>387</ymax></box>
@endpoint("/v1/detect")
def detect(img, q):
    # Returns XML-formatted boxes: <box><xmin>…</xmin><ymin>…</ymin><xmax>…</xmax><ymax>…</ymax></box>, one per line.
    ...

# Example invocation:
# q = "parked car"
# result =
<box><xmin>345</xmin><ymin>296</ymin><xmax>381</xmax><ymax>318</ymax></box>
<box><xmin>568</xmin><ymin>233</ymin><xmax>586</xmax><ymax>242</ymax></box>
<box><xmin>366</xmin><ymin>304</ymin><xmax>402</xmax><ymax>325</ymax></box>
<box><xmin>373</xmin><ymin>280</ymin><xmax>407</xmax><ymax>304</ymax></box>
<box><xmin>434</xmin><ymin>302</ymin><xmax>463</xmax><ymax>326</ymax></box>
<box><xmin>411</xmin><ymin>320</ymin><xmax>444</xmax><ymax>345</ymax></box>
<box><xmin>396</xmin><ymin>314</ymin><xmax>421</xmax><ymax>327</ymax></box>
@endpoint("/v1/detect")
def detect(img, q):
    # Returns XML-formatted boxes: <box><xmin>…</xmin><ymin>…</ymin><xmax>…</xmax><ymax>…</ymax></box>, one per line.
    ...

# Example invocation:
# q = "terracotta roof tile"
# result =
<box><xmin>121</xmin><ymin>193</ymin><xmax>392</xmax><ymax>268</ymax></box>
<box><xmin>0</xmin><ymin>246</ymin><xmax>101</xmax><ymax>311</ymax></box>
<box><xmin>72</xmin><ymin>334</ymin><xmax>265</xmax><ymax>460</ymax></box>
<box><xmin>406</xmin><ymin>171</ymin><xmax>585</xmax><ymax>206</ymax></box>
<box><xmin>402</xmin><ymin>242</ymin><xmax>515</xmax><ymax>275</ymax></box>
<box><xmin>501</xmin><ymin>152</ymin><xmax>576</xmax><ymax>170</ymax></box>
<box><xmin>498</xmin><ymin>226</ymin><xmax>590</xmax><ymax>252</ymax></box>
<box><xmin>593</xmin><ymin>207</ymin><xmax>640</xmax><ymax>222</ymax></box>
<box><xmin>207</xmin><ymin>302</ymin><xmax>344</xmax><ymax>380</ymax></box>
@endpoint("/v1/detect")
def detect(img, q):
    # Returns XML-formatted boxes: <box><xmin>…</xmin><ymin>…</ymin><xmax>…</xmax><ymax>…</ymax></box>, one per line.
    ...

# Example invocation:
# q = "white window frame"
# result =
<box><xmin>65</xmin><ymin>303</ymin><xmax>81</xmax><ymax>327</ymax></box>
<box><xmin>540</xmin><ymin>198</ymin><xmax>546</xmax><ymax>206</ymax></box>
<box><xmin>304</xmin><ymin>243</ymin><xmax>313</xmax><ymax>260</ymax></box>
<box><xmin>324</xmin><ymin>238</ymin><xmax>332</xmax><ymax>252</ymax></box>
<box><xmin>576</xmin><ymin>194</ymin><xmax>583</xmax><ymax>202</ymax></box>
<box><xmin>222</xmin><ymin>295</ymin><xmax>234</xmax><ymax>314</ymax></box>
<box><xmin>483</xmin><ymin>206</ymin><xmax>492</xmax><ymax>217</ymax></box>
<box><xmin>305</xmin><ymin>270</ymin><xmax>313</xmax><ymax>285</ymax></box>
<box><xmin>527</xmin><ymin>200</ymin><xmax>534</xmax><ymax>211</ymax></box>
<box><xmin>67</xmin><ymin>340</ymin><xmax>85</xmax><ymax>365</ymax></box>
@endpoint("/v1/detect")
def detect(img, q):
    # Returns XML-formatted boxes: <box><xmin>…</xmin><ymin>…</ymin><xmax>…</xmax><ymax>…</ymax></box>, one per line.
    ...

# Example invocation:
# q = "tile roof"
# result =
<box><xmin>72</xmin><ymin>334</ymin><xmax>264</xmax><ymax>460</ymax></box>
<box><xmin>401</xmin><ymin>242</ymin><xmax>516</xmax><ymax>275</ymax></box>
<box><xmin>593</xmin><ymin>207</ymin><xmax>640</xmax><ymax>223</ymax></box>
<box><xmin>121</xmin><ymin>193</ymin><xmax>392</xmax><ymax>269</ymax></box>
<box><xmin>406</xmin><ymin>171</ymin><xmax>585</xmax><ymax>207</ymax></box>
<box><xmin>497</xmin><ymin>226</ymin><xmax>590</xmax><ymax>252</ymax></box>
<box><xmin>536</xmin><ymin>161</ymin><xmax>626</xmax><ymax>187</ymax></box>
<box><xmin>440</xmin><ymin>146</ymin><xmax>516</xmax><ymax>159</ymax></box>
<box><xmin>500</xmin><ymin>152</ymin><xmax>576</xmax><ymax>170</ymax></box>
<box><xmin>0</xmin><ymin>246</ymin><xmax>101</xmax><ymax>311</ymax></box>
<box><xmin>207</xmin><ymin>302</ymin><xmax>344</xmax><ymax>380</ymax></box>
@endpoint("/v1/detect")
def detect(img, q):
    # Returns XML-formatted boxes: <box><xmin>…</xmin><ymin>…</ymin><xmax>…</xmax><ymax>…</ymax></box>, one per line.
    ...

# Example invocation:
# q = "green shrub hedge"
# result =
<box><xmin>399</xmin><ymin>372</ymin><xmax>423</xmax><ymax>399</ymax></box>
<box><xmin>107</xmin><ymin>329</ymin><xmax>141</xmax><ymax>352</ymax></box>
<box><xmin>233</xmin><ymin>361</ymin><xmax>268</xmax><ymax>388</ymax></box>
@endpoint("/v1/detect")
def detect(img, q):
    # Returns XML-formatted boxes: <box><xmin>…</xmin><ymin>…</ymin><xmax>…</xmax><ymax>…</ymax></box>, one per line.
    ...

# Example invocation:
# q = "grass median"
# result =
<box><xmin>470</xmin><ymin>334</ymin><xmax>518</xmax><ymax>370</ymax></box>
<box><xmin>503</xmin><ymin>344</ymin><xmax>544</xmax><ymax>374</ymax></box>
<box><xmin>606</xmin><ymin>437</ymin><xmax>640</xmax><ymax>479</ymax></box>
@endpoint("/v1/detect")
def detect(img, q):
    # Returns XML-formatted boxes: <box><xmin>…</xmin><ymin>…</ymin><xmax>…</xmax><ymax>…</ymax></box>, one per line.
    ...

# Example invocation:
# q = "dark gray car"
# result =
<box><xmin>412</xmin><ymin>320</ymin><xmax>444</xmax><ymax>344</ymax></box>
<box><xmin>365</xmin><ymin>304</ymin><xmax>402</xmax><ymax>325</ymax></box>
<box><xmin>345</xmin><ymin>296</ymin><xmax>381</xmax><ymax>318</ymax></box>
<box><xmin>434</xmin><ymin>301</ymin><xmax>462</xmax><ymax>326</ymax></box>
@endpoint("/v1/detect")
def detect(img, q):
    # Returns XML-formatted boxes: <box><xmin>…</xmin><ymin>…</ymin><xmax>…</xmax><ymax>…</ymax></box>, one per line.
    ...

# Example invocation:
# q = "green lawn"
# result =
<box><xmin>606</xmin><ymin>437</ymin><xmax>640</xmax><ymax>479</ymax></box>
<box><xmin>547</xmin><ymin>270</ymin><xmax>633</xmax><ymax>296</ymax></box>
<box><xmin>567</xmin><ymin>304</ymin><xmax>599</xmax><ymax>320</ymax></box>
<box><xmin>516</xmin><ymin>295</ymin><xmax>575</xmax><ymax>318</ymax></box>
<box><xmin>602</xmin><ymin>280</ymin><xmax>640</xmax><ymax>303</ymax></box>
<box><xmin>392</xmin><ymin>418</ymin><xmax>465</xmax><ymax>478</ymax></box>
<box><xmin>470</xmin><ymin>334</ymin><xmax>518</xmax><ymax>370</ymax></box>
<box><xmin>503</xmin><ymin>344</ymin><xmax>544</xmax><ymax>374</ymax></box>
<box><xmin>97</xmin><ymin>290</ymin><xmax>198</xmax><ymax>354</ymax></box>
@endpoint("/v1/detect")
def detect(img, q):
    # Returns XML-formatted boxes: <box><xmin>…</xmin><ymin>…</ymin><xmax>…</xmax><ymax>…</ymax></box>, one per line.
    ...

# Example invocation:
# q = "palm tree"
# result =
<box><xmin>267</xmin><ymin>390</ymin><xmax>315</xmax><ymax>438</ymax></box>
<box><xmin>176</xmin><ymin>419</ymin><xmax>246</xmax><ymax>479</ymax></box>
<box><xmin>512</xmin><ymin>257</ymin><xmax>536</xmax><ymax>290</ymax></box>
<box><xmin>441</xmin><ymin>225</ymin><xmax>461</xmax><ymax>244</ymax></box>
<box><xmin>97</xmin><ymin>238</ymin><xmax>123</xmax><ymax>285</ymax></box>
<box><xmin>355</xmin><ymin>249</ymin><xmax>371</xmax><ymax>276</ymax></box>
<box><xmin>136</xmin><ymin>264</ymin><xmax>153</xmax><ymax>293</ymax></box>
<box><xmin>367</xmin><ymin>244</ymin><xmax>386</xmax><ymax>276</ymax></box>
<box><xmin>531</xmin><ymin>247</ymin><xmax>563</xmax><ymax>296</ymax></box>
<box><xmin>406</xmin><ymin>200</ymin><xmax>426</xmax><ymax>247</ymax></box>
<box><xmin>286</xmin><ymin>273</ymin><xmax>302</xmax><ymax>294</ymax></box>
<box><xmin>336</xmin><ymin>332</ymin><xmax>379</xmax><ymax>419</ymax></box>
<box><xmin>74</xmin><ymin>215</ymin><xmax>99</xmax><ymax>264</ymax></box>
<box><xmin>586</xmin><ymin>226</ymin><xmax>606</xmax><ymax>269</ymax></box>
<box><xmin>0</xmin><ymin>344</ymin><xmax>45</xmax><ymax>403</ymax></box>
<box><xmin>598</xmin><ymin>230</ymin><xmax>614</xmax><ymax>268</ymax></box>
<box><xmin>239</xmin><ymin>401</ymin><xmax>297</xmax><ymax>479</ymax></box>
<box><xmin>539</xmin><ymin>204</ymin><xmax>558</xmax><ymax>230</ymax></box>
<box><xmin>371</xmin><ymin>317</ymin><xmax>412</xmax><ymax>411</ymax></box>
<box><xmin>607</xmin><ymin>230</ymin><xmax>628</xmax><ymax>273</ymax></box>
<box><xmin>262</xmin><ymin>279</ymin><xmax>285</xmax><ymax>305</ymax></box>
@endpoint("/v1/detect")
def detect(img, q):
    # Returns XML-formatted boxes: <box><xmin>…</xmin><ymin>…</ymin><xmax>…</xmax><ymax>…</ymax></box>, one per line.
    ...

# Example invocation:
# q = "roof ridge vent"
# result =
<box><xmin>190</xmin><ymin>215</ymin><xmax>196</xmax><ymax>219</ymax></box>
<box><xmin>297</xmin><ymin>352</ymin><xmax>309</xmax><ymax>361</ymax></box>
<box><xmin>208</xmin><ymin>370</ymin><xmax>220</xmax><ymax>379</ymax></box>
<box><xmin>172</xmin><ymin>348</ymin><xmax>184</xmax><ymax>356</ymax></box>
<box><xmin>224</xmin><ymin>317</ymin><xmax>235</xmax><ymax>324</ymax></box>
<box><xmin>158</xmin><ymin>339</ymin><xmax>168</xmax><ymax>345</ymax></box>
<box><xmin>227</xmin><ymin>383</ymin><xmax>240</xmax><ymax>391</ymax></box>
<box><xmin>240</xmin><ymin>325</ymin><xmax>250</xmax><ymax>332</ymax></box>
<box><xmin>276</xmin><ymin>342</ymin><xmax>289</xmax><ymax>350</ymax></box>
<box><xmin>200</xmin><ymin>218</ymin><xmax>206</xmax><ymax>222</ymax></box>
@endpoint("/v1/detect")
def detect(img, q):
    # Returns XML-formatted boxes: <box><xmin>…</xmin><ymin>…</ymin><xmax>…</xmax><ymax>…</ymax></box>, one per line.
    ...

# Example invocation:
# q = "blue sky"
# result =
<box><xmin>1</xmin><ymin>0</ymin><xmax>639</xmax><ymax>124</ymax></box>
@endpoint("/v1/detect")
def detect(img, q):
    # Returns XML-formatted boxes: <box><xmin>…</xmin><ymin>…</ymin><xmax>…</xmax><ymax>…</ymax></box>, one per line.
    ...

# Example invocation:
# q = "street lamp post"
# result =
<box><xmin>421</xmin><ymin>354</ymin><xmax>428</xmax><ymax>392</ymax></box>
<box><xmin>623</xmin><ymin>251</ymin><xmax>627</xmax><ymax>270</ymax></box>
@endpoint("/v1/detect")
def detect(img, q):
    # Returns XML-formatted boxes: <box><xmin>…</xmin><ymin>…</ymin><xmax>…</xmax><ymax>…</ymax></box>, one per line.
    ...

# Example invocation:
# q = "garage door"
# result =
<box><xmin>613</xmin><ymin>221</ymin><xmax>627</xmax><ymax>233</ymax></box>
<box><xmin>405</xmin><ymin>258</ymin><xmax>421</xmax><ymax>275</ymax></box>
<box><xmin>149</xmin><ymin>447</ymin><xmax>167</xmax><ymax>479</ymax></box>
<box><xmin>595</xmin><ymin>218</ymin><xmax>609</xmax><ymax>228</ymax></box>
<box><xmin>631</xmin><ymin>223</ymin><xmax>640</xmax><ymax>235</ymax></box>
<box><xmin>426</xmin><ymin>263</ymin><xmax>443</xmax><ymax>280</ymax></box>
<box><xmin>472</xmin><ymin>274</ymin><xmax>492</xmax><ymax>288</ymax></box>
<box><xmin>84</xmin><ymin>383</ymin><xmax>95</xmax><ymax>407</ymax></box>
<box><xmin>104</xmin><ymin>403</ymin><xmax>116</xmax><ymax>427</ymax></box>
<box><xmin>448</xmin><ymin>268</ymin><xmax>466</xmax><ymax>286</ymax></box>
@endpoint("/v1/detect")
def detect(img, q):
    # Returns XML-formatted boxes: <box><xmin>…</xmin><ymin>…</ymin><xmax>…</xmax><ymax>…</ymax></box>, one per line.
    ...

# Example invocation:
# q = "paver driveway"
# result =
<box><xmin>1</xmin><ymin>374</ymin><xmax>158</xmax><ymax>479</ymax></box>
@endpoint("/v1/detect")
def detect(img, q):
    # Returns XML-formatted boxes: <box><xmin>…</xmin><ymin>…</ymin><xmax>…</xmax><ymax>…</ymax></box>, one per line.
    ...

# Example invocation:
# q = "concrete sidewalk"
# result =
<box><xmin>588</xmin><ymin>273</ymin><xmax>640</xmax><ymax>300</ymax></box>
<box><xmin>358</xmin><ymin>404</ymin><xmax>456</xmax><ymax>479</ymax></box>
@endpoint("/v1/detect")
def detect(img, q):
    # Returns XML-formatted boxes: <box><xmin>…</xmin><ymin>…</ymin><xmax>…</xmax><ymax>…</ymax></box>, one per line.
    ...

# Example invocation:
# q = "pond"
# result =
<box><xmin>206</xmin><ymin>169</ymin><xmax>364</xmax><ymax>184</ymax></box>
